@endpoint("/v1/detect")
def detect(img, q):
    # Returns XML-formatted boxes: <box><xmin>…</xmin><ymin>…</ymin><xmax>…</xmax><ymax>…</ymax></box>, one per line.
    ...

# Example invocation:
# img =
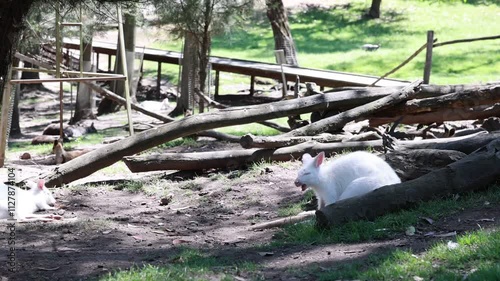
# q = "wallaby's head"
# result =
<box><xmin>295</xmin><ymin>151</ymin><xmax>325</xmax><ymax>191</ymax></box>
<box><xmin>86</xmin><ymin>122</ymin><xmax>97</xmax><ymax>134</ymax></box>
<box><xmin>52</xmin><ymin>139</ymin><xmax>63</xmax><ymax>154</ymax></box>
<box><xmin>184</xmin><ymin>108</ymin><xmax>193</xmax><ymax>117</ymax></box>
<box><xmin>27</xmin><ymin>179</ymin><xmax>56</xmax><ymax>206</ymax></box>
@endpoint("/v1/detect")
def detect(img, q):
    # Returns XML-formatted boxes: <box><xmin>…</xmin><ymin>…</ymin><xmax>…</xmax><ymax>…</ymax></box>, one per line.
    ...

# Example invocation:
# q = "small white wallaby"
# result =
<box><xmin>295</xmin><ymin>151</ymin><xmax>401</xmax><ymax>209</ymax></box>
<box><xmin>0</xmin><ymin>179</ymin><xmax>57</xmax><ymax>220</ymax></box>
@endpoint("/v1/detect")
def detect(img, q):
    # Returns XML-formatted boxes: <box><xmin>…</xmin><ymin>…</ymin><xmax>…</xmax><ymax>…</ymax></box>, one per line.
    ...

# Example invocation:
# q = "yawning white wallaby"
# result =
<box><xmin>295</xmin><ymin>151</ymin><xmax>401</xmax><ymax>209</ymax></box>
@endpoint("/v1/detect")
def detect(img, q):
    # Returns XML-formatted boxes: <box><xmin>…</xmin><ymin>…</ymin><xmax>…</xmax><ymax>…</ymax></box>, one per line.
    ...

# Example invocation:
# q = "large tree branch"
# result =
<box><xmin>122</xmin><ymin>131</ymin><xmax>497</xmax><ymax>172</ymax></box>
<box><xmin>369</xmin><ymin>104</ymin><xmax>500</xmax><ymax>126</ymax></box>
<box><xmin>43</xmin><ymin>85</ymin><xmax>417</xmax><ymax>187</ymax></box>
<box><xmin>283</xmin><ymin>80</ymin><xmax>423</xmax><ymax>137</ymax></box>
<box><xmin>239</xmin><ymin>80</ymin><xmax>423</xmax><ymax>148</ymax></box>
<box><xmin>372</xmin><ymin>84</ymin><xmax>500</xmax><ymax>117</ymax></box>
<box><xmin>194</xmin><ymin>88</ymin><xmax>290</xmax><ymax>133</ymax></box>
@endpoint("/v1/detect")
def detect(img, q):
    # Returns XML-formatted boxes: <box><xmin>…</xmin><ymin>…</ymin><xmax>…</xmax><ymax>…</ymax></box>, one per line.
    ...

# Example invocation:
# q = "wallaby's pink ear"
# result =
<box><xmin>37</xmin><ymin>179</ymin><xmax>45</xmax><ymax>189</ymax></box>
<box><xmin>314</xmin><ymin>152</ymin><xmax>325</xmax><ymax>167</ymax></box>
<box><xmin>301</xmin><ymin>153</ymin><xmax>312</xmax><ymax>163</ymax></box>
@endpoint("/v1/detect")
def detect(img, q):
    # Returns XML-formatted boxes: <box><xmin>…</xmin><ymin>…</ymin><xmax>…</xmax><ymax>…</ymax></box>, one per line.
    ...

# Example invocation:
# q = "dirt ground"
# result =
<box><xmin>0</xmin><ymin>82</ymin><xmax>499</xmax><ymax>281</ymax></box>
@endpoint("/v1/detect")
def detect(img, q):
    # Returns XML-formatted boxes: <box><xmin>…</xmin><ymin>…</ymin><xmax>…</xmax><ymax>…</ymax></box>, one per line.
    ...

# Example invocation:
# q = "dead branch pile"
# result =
<box><xmin>41</xmin><ymin>79</ymin><xmax>500</xmax><ymax>228</ymax></box>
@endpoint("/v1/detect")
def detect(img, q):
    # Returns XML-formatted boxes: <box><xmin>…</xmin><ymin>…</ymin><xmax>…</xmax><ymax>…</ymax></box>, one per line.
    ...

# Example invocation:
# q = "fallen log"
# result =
<box><xmin>240</xmin><ymin>133</ymin><xmax>344</xmax><ymax>149</ymax></box>
<box><xmin>240</xmin><ymin>131</ymin><xmax>386</xmax><ymax>149</ymax></box>
<box><xmin>277</xmin><ymin>80</ymin><xmax>422</xmax><ymax>136</ymax></box>
<box><xmin>383</xmin><ymin>149</ymin><xmax>466</xmax><ymax>181</ymax></box>
<box><xmin>331</xmin><ymin>81</ymin><xmax>500</xmax><ymax>97</ymax></box>
<box><xmin>122</xmin><ymin>131</ymin><xmax>496</xmax><ymax>172</ymax></box>
<box><xmin>370</xmin><ymin>84</ymin><xmax>500</xmax><ymax>118</ymax></box>
<box><xmin>370</xmin><ymin>103</ymin><xmax>500</xmax><ymax>126</ymax></box>
<box><xmin>240</xmin><ymin>80</ymin><xmax>422</xmax><ymax>148</ymax></box>
<box><xmin>194</xmin><ymin>88</ymin><xmax>291</xmax><ymax>133</ymax></box>
<box><xmin>194</xmin><ymin>130</ymin><xmax>241</xmax><ymax>143</ymax></box>
<box><xmin>315</xmin><ymin>138</ymin><xmax>500</xmax><ymax>228</ymax></box>
<box><xmin>43</xmin><ymin>83</ymin><xmax>420</xmax><ymax>187</ymax></box>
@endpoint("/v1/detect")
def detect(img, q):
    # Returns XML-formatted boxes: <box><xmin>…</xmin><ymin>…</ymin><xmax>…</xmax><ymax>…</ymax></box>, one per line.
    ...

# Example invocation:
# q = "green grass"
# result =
<box><xmin>277</xmin><ymin>190</ymin><xmax>315</xmax><ymax>217</ymax></box>
<box><xmin>273</xmin><ymin>185</ymin><xmax>500</xmax><ymax>246</ymax></box>
<box><xmin>101</xmin><ymin>248</ymin><xmax>259</xmax><ymax>281</ymax></box>
<box><xmin>150</xmin><ymin>0</ymin><xmax>499</xmax><ymax>86</ymax></box>
<box><xmin>316</xmin><ymin>229</ymin><xmax>500</xmax><ymax>281</ymax></box>
<box><xmin>7</xmin><ymin>141</ymin><xmax>54</xmax><ymax>155</ymax></box>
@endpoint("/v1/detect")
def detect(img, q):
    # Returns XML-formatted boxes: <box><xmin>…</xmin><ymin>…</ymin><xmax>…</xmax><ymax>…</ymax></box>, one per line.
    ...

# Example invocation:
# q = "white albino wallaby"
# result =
<box><xmin>295</xmin><ymin>151</ymin><xmax>401</xmax><ymax>209</ymax></box>
<box><xmin>0</xmin><ymin>179</ymin><xmax>57</xmax><ymax>220</ymax></box>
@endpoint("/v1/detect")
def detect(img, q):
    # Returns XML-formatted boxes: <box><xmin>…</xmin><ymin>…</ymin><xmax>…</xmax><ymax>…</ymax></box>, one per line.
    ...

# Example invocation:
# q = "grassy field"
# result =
<box><xmin>147</xmin><ymin>0</ymin><xmax>499</xmax><ymax>88</ymax></box>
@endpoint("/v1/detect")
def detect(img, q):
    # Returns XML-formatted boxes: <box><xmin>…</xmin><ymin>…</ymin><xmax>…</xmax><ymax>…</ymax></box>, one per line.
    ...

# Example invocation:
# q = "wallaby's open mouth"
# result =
<box><xmin>294</xmin><ymin>180</ymin><xmax>308</xmax><ymax>191</ymax></box>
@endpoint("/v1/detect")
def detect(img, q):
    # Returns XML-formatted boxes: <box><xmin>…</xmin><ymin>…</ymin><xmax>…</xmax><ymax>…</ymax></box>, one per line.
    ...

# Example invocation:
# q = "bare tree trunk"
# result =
<box><xmin>0</xmin><ymin>0</ymin><xmax>34</xmax><ymax>96</ymax></box>
<box><xmin>98</xmin><ymin>8</ymin><xmax>136</xmax><ymax>115</ymax></box>
<box><xmin>72</xmin><ymin>39</ymin><xmax>96</xmax><ymax>123</ymax></box>
<box><xmin>10</xmin><ymin>72</ymin><xmax>21</xmax><ymax>137</ymax></box>
<box><xmin>366</xmin><ymin>0</ymin><xmax>382</xmax><ymax>19</ymax></box>
<box><xmin>170</xmin><ymin>32</ymin><xmax>199</xmax><ymax>117</ymax></box>
<box><xmin>266</xmin><ymin>0</ymin><xmax>299</xmax><ymax>66</ymax></box>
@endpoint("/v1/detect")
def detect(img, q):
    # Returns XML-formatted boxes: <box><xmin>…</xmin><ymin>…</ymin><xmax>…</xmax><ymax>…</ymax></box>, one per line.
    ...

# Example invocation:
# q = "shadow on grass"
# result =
<box><xmin>212</xmin><ymin>2</ymin><xmax>410</xmax><ymax>56</ymax></box>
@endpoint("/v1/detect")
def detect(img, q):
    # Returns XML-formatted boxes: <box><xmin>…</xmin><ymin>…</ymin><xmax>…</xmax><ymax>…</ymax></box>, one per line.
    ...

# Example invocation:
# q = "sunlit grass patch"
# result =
<box><xmin>101</xmin><ymin>248</ymin><xmax>259</xmax><ymax>281</ymax></box>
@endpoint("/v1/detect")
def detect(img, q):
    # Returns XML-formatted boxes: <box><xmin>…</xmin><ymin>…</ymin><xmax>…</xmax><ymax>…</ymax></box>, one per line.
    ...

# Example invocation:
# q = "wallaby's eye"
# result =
<box><xmin>303</xmin><ymin>172</ymin><xmax>311</xmax><ymax>176</ymax></box>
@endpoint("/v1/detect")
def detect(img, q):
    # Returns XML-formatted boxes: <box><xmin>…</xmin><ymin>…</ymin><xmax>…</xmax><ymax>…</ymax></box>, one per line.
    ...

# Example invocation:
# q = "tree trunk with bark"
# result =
<box><xmin>370</xmin><ymin>84</ymin><xmax>500</xmax><ymax>119</ymax></box>
<box><xmin>72</xmin><ymin>39</ymin><xmax>96</xmax><ymax>123</ymax></box>
<box><xmin>169</xmin><ymin>32</ymin><xmax>199</xmax><ymax>117</ymax></box>
<box><xmin>266</xmin><ymin>0</ymin><xmax>299</xmax><ymax>66</ymax></box>
<box><xmin>121</xmin><ymin>131</ymin><xmax>496</xmax><ymax>173</ymax></box>
<box><xmin>0</xmin><ymin>0</ymin><xmax>35</xmax><ymax>96</ymax></box>
<box><xmin>369</xmin><ymin>104</ymin><xmax>500</xmax><ymax>127</ymax></box>
<box><xmin>98</xmin><ymin>8</ymin><xmax>136</xmax><ymax>115</ymax></box>
<box><xmin>365</xmin><ymin>0</ymin><xmax>382</xmax><ymax>19</ymax></box>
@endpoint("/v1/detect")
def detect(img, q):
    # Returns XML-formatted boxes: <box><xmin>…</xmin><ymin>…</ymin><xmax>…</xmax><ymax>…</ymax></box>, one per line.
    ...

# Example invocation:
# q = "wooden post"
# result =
<box><xmin>157</xmin><ymin>61</ymin><xmax>161</xmax><ymax>96</ymax></box>
<box><xmin>79</xmin><ymin>5</ymin><xmax>83</xmax><ymax>76</ymax></box>
<box><xmin>250</xmin><ymin>75</ymin><xmax>255</xmax><ymax>96</ymax></box>
<box><xmin>275</xmin><ymin>50</ymin><xmax>287</xmax><ymax>98</ymax></box>
<box><xmin>214</xmin><ymin>70</ymin><xmax>220</xmax><ymax>97</ymax></box>
<box><xmin>55</xmin><ymin>3</ymin><xmax>64</xmax><ymax>139</ymax></box>
<box><xmin>423</xmin><ymin>30</ymin><xmax>434</xmax><ymax>84</ymax></box>
<box><xmin>96</xmin><ymin>53</ymin><xmax>100</xmax><ymax>70</ymax></box>
<box><xmin>117</xmin><ymin>4</ymin><xmax>134</xmax><ymax>135</ymax></box>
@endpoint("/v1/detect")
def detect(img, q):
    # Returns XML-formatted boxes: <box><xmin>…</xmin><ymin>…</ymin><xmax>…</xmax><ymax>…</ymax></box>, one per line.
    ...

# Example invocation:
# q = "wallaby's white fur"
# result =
<box><xmin>295</xmin><ymin>151</ymin><xmax>401</xmax><ymax>209</ymax></box>
<box><xmin>0</xmin><ymin>179</ymin><xmax>56</xmax><ymax>219</ymax></box>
